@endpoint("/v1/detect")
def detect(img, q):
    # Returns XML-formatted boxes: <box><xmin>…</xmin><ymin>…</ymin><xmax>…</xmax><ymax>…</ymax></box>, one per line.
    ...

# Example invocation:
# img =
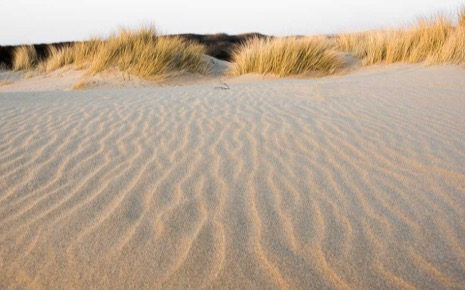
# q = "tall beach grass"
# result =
<box><xmin>430</xmin><ymin>9</ymin><xmax>465</xmax><ymax>64</ymax></box>
<box><xmin>12</xmin><ymin>45</ymin><xmax>38</xmax><ymax>71</ymax></box>
<box><xmin>12</xmin><ymin>27</ymin><xmax>208</xmax><ymax>79</ymax></box>
<box><xmin>336</xmin><ymin>8</ymin><xmax>465</xmax><ymax>66</ymax></box>
<box><xmin>231</xmin><ymin>37</ymin><xmax>343</xmax><ymax>76</ymax></box>
<box><xmin>40</xmin><ymin>45</ymin><xmax>75</xmax><ymax>72</ymax></box>
<box><xmin>87</xmin><ymin>27</ymin><xmax>208</xmax><ymax>78</ymax></box>
<box><xmin>9</xmin><ymin>8</ymin><xmax>465</xmax><ymax>79</ymax></box>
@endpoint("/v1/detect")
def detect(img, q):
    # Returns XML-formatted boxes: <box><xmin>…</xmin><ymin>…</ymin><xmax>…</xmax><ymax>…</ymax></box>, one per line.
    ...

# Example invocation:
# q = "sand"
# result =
<box><xmin>0</xmin><ymin>56</ymin><xmax>231</xmax><ymax>92</ymax></box>
<box><xmin>0</xmin><ymin>64</ymin><xmax>465</xmax><ymax>289</ymax></box>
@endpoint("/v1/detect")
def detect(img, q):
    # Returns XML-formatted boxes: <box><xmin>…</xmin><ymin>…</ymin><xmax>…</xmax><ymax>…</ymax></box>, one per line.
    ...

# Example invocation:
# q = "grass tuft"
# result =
<box><xmin>72</xmin><ymin>39</ymin><xmax>102</xmax><ymax>69</ymax></box>
<box><xmin>86</xmin><ymin>27</ymin><xmax>208</xmax><ymax>79</ymax></box>
<box><xmin>13</xmin><ymin>46</ymin><xmax>38</xmax><ymax>71</ymax></box>
<box><xmin>72</xmin><ymin>79</ymin><xmax>95</xmax><ymax>90</ymax></box>
<box><xmin>459</xmin><ymin>7</ymin><xmax>465</xmax><ymax>27</ymax></box>
<box><xmin>40</xmin><ymin>45</ymin><xmax>75</xmax><ymax>72</ymax></box>
<box><xmin>231</xmin><ymin>37</ymin><xmax>343</xmax><ymax>76</ymax></box>
<box><xmin>336</xmin><ymin>10</ymin><xmax>465</xmax><ymax>66</ymax></box>
<box><xmin>35</xmin><ymin>26</ymin><xmax>208</xmax><ymax>80</ymax></box>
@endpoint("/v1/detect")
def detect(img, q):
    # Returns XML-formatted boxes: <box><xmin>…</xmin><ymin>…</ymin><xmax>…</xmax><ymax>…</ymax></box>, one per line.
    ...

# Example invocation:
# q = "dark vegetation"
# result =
<box><xmin>165</xmin><ymin>33</ymin><xmax>268</xmax><ymax>61</ymax></box>
<box><xmin>0</xmin><ymin>33</ymin><xmax>267</xmax><ymax>69</ymax></box>
<box><xmin>0</xmin><ymin>42</ymin><xmax>73</xmax><ymax>69</ymax></box>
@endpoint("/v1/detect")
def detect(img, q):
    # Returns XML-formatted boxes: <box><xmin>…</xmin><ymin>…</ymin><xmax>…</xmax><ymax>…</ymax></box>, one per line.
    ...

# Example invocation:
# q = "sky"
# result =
<box><xmin>1</xmin><ymin>0</ymin><xmax>464</xmax><ymax>45</ymax></box>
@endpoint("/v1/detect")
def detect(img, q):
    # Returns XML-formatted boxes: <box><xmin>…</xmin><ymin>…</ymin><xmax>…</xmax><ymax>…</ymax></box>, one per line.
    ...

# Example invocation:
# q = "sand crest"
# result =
<box><xmin>1</xmin><ymin>65</ymin><xmax>465</xmax><ymax>289</ymax></box>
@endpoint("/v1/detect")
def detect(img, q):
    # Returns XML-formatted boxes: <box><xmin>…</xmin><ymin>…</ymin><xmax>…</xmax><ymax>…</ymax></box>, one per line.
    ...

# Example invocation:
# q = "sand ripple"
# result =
<box><xmin>1</xmin><ymin>66</ymin><xmax>465</xmax><ymax>289</ymax></box>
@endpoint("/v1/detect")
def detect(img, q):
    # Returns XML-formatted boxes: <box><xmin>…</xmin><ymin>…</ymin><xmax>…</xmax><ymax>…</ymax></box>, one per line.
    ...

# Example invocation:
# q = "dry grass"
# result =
<box><xmin>337</xmin><ymin>9</ymin><xmax>465</xmax><ymax>66</ymax></box>
<box><xmin>0</xmin><ymin>80</ymin><xmax>13</xmax><ymax>87</ymax></box>
<box><xmin>460</xmin><ymin>7</ymin><xmax>465</xmax><ymax>26</ymax></box>
<box><xmin>10</xmin><ymin>27</ymin><xmax>208</xmax><ymax>80</ymax></box>
<box><xmin>231</xmin><ymin>37</ymin><xmax>343</xmax><ymax>76</ymax></box>
<box><xmin>13</xmin><ymin>46</ymin><xmax>38</xmax><ymax>71</ymax></box>
<box><xmin>0</xmin><ymin>73</ymin><xmax>14</xmax><ymax>86</ymax></box>
<box><xmin>35</xmin><ymin>27</ymin><xmax>208</xmax><ymax>80</ymax></box>
<box><xmin>431</xmin><ymin>26</ymin><xmax>465</xmax><ymax>64</ymax></box>
<box><xmin>72</xmin><ymin>39</ymin><xmax>102</xmax><ymax>69</ymax></box>
<box><xmin>72</xmin><ymin>79</ymin><xmax>95</xmax><ymax>90</ymax></box>
<box><xmin>24</xmin><ymin>71</ymin><xmax>39</xmax><ymax>80</ymax></box>
<box><xmin>40</xmin><ymin>45</ymin><xmax>75</xmax><ymax>72</ymax></box>
<box><xmin>87</xmin><ymin>27</ymin><xmax>208</xmax><ymax>79</ymax></box>
<box><xmin>429</xmin><ymin>9</ymin><xmax>465</xmax><ymax>64</ymax></box>
<box><xmin>8</xmin><ymin>8</ymin><xmax>465</xmax><ymax>79</ymax></box>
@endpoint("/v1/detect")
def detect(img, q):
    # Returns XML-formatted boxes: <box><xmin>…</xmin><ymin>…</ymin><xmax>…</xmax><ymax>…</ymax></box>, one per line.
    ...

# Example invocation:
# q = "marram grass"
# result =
<box><xmin>230</xmin><ymin>37</ymin><xmax>343</xmax><ymax>76</ymax></box>
<box><xmin>10</xmin><ymin>8</ymin><xmax>465</xmax><ymax>79</ymax></box>
<box><xmin>40</xmin><ymin>45</ymin><xmax>75</xmax><ymax>72</ymax></box>
<box><xmin>336</xmin><ymin>9</ymin><xmax>465</xmax><ymax>66</ymax></box>
<box><xmin>13</xmin><ymin>45</ymin><xmax>38</xmax><ymax>71</ymax></box>
<box><xmin>87</xmin><ymin>27</ymin><xmax>208</xmax><ymax>79</ymax></box>
<box><xmin>13</xmin><ymin>27</ymin><xmax>208</xmax><ymax>80</ymax></box>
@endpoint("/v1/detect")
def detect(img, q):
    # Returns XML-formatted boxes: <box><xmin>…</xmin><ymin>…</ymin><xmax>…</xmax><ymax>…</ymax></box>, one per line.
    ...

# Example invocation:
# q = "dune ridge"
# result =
<box><xmin>1</xmin><ymin>65</ymin><xmax>465</xmax><ymax>289</ymax></box>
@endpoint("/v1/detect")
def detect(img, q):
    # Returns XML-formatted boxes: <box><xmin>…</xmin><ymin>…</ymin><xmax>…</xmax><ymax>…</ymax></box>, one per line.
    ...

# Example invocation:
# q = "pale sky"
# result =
<box><xmin>1</xmin><ymin>0</ymin><xmax>464</xmax><ymax>45</ymax></box>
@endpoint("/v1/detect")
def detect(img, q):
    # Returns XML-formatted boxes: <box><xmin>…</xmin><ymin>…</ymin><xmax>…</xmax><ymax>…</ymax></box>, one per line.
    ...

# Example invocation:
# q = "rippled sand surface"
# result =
<box><xmin>1</xmin><ymin>66</ymin><xmax>465</xmax><ymax>289</ymax></box>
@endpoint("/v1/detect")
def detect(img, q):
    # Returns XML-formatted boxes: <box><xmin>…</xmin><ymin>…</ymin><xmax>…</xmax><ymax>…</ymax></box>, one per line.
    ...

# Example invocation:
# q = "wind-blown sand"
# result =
<box><xmin>0</xmin><ymin>65</ymin><xmax>465</xmax><ymax>289</ymax></box>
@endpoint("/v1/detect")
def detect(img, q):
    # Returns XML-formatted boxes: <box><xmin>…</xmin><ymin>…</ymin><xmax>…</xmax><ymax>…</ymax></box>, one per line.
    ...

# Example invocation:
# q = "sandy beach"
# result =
<box><xmin>1</xmin><ymin>65</ymin><xmax>465</xmax><ymax>289</ymax></box>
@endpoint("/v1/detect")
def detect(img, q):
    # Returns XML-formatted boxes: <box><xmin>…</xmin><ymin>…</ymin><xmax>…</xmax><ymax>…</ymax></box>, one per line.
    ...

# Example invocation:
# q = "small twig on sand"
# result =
<box><xmin>122</xmin><ymin>72</ymin><xmax>131</xmax><ymax>81</ymax></box>
<box><xmin>215</xmin><ymin>81</ymin><xmax>230</xmax><ymax>90</ymax></box>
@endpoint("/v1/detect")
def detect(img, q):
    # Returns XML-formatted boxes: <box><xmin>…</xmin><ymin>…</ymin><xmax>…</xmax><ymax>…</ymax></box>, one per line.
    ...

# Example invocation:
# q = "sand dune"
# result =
<box><xmin>1</xmin><ymin>65</ymin><xmax>465</xmax><ymax>289</ymax></box>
